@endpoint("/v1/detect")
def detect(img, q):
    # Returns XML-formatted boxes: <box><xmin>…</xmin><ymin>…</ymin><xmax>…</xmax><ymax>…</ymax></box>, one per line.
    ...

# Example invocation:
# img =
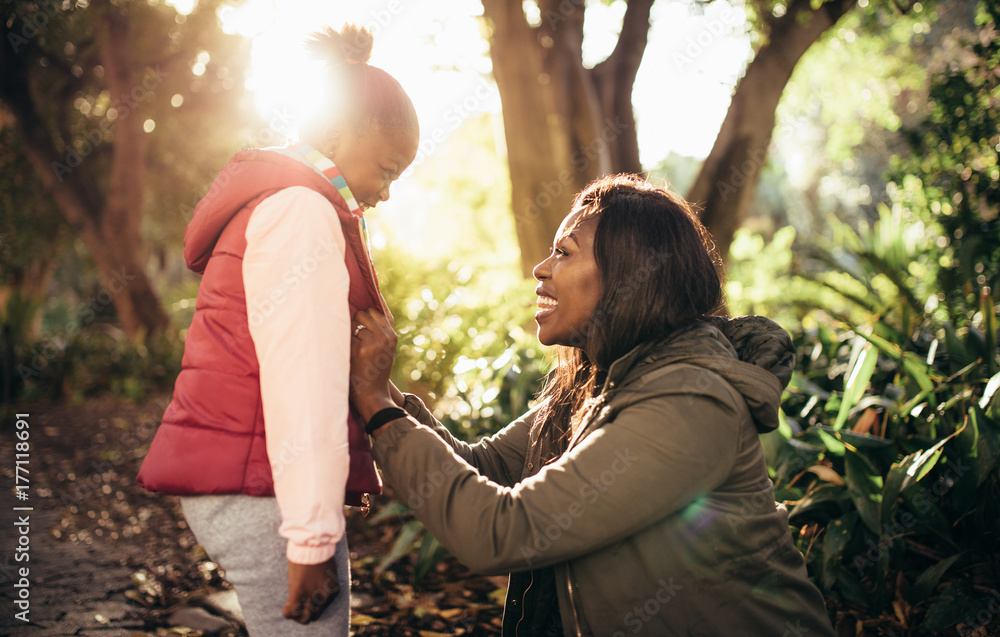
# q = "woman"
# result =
<box><xmin>350</xmin><ymin>174</ymin><xmax>835</xmax><ymax>636</ymax></box>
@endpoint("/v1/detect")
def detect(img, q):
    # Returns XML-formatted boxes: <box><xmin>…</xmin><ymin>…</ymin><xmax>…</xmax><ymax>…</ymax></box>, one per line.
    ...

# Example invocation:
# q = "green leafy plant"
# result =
<box><xmin>765</xmin><ymin>175</ymin><xmax>1000</xmax><ymax>633</ymax></box>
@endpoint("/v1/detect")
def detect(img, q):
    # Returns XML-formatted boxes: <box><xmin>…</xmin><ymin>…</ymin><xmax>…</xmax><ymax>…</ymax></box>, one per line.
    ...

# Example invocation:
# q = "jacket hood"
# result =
<box><xmin>609</xmin><ymin>316</ymin><xmax>796</xmax><ymax>433</ymax></box>
<box><xmin>184</xmin><ymin>148</ymin><xmax>352</xmax><ymax>273</ymax></box>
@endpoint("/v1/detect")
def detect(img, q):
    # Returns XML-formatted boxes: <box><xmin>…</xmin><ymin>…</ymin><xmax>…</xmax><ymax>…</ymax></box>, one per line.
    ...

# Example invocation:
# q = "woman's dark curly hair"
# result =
<box><xmin>532</xmin><ymin>173</ymin><xmax>724</xmax><ymax>456</ymax></box>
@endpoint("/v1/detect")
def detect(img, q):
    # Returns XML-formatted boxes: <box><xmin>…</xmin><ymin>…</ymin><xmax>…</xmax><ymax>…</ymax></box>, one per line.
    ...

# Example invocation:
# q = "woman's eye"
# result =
<box><xmin>554</xmin><ymin>247</ymin><xmax>568</xmax><ymax>257</ymax></box>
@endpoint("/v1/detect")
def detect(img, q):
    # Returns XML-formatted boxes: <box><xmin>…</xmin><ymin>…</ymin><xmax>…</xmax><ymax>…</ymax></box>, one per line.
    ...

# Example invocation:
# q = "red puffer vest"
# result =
<box><xmin>137</xmin><ymin>148</ymin><xmax>382</xmax><ymax>506</ymax></box>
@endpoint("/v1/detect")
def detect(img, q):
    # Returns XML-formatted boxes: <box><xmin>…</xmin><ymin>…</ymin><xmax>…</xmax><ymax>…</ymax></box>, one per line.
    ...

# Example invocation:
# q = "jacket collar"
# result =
<box><xmin>599</xmin><ymin>321</ymin><xmax>711</xmax><ymax>393</ymax></box>
<box><xmin>568</xmin><ymin>317</ymin><xmax>794</xmax><ymax>448</ymax></box>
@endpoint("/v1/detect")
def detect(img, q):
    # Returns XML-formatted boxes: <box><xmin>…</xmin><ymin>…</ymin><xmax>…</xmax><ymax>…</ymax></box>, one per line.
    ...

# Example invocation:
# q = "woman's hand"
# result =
<box><xmin>349</xmin><ymin>309</ymin><xmax>399</xmax><ymax>422</ymax></box>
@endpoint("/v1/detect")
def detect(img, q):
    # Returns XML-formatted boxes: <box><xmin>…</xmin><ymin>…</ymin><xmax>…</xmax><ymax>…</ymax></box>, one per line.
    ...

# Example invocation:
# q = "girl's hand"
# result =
<box><xmin>349</xmin><ymin>309</ymin><xmax>398</xmax><ymax>421</ymax></box>
<box><xmin>283</xmin><ymin>556</ymin><xmax>339</xmax><ymax>624</ymax></box>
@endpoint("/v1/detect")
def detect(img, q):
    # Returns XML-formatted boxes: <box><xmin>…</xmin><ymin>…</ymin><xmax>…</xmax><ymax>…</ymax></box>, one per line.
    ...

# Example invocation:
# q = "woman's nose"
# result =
<box><xmin>532</xmin><ymin>256</ymin><xmax>550</xmax><ymax>281</ymax></box>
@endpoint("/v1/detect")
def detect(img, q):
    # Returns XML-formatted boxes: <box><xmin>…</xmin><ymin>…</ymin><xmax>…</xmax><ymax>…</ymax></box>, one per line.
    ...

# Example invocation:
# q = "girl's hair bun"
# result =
<box><xmin>305</xmin><ymin>23</ymin><xmax>374</xmax><ymax>66</ymax></box>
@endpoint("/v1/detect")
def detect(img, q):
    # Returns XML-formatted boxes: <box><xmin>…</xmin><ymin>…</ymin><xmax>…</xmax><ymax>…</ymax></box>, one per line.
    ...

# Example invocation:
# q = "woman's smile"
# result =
<box><xmin>535</xmin><ymin>293</ymin><xmax>558</xmax><ymax>319</ymax></box>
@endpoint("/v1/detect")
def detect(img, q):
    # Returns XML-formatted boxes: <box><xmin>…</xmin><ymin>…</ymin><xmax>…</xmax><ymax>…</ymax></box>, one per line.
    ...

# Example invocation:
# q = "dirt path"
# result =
<box><xmin>1</xmin><ymin>505</ymin><xmax>147</xmax><ymax>636</ymax></box>
<box><xmin>1</xmin><ymin>397</ymin><xmax>198</xmax><ymax>636</ymax></box>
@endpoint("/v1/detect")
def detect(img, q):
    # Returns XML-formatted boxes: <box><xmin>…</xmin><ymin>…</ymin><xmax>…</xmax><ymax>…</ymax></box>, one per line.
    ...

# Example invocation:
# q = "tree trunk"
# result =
<box><xmin>0</xmin><ymin>2</ymin><xmax>169</xmax><ymax>338</ymax></box>
<box><xmin>687</xmin><ymin>0</ymin><xmax>857</xmax><ymax>266</ymax></box>
<box><xmin>482</xmin><ymin>0</ymin><xmax>654</xmax><ymax>275</ymax></box>
<box><xmin>0</xmin><ymin>257</ymin><xmax>58</xmax><ymax>343</ymax></box>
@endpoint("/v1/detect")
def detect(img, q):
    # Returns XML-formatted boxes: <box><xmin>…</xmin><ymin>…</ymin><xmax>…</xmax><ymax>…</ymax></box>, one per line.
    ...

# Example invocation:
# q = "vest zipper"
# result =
<box><xmin>565</xmin><ymin>563</ymin><xmax>583</xmax><ymax>637</ymax></box>
<box><xmin>357</xmin><ymin>217</ymin><xmax>389</xmax><ymax>315</ymax></box>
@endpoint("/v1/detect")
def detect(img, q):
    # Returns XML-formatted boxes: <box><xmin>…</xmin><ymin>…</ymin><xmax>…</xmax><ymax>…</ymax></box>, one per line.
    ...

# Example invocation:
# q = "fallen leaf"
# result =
<box><xmin>350</xmin><ymin>613</ymin><xmax>379</xmax><ymax>626</ymax></box>
<box><xmin>892</xmin><ymin>600</ymin><xmax>908</xmax><ymax>627</ymax></box>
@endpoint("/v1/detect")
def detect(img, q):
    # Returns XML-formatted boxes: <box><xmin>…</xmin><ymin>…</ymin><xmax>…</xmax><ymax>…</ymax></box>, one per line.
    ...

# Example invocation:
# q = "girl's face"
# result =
<box><xmin>532</xmin><ymin>208</ymin><xmax>603</xmax><ymax>351</ymax></box>
<box><xmin>330</xmin><ymin>125</ymin><xmax>419</xmax><ymax>210</ymax></box>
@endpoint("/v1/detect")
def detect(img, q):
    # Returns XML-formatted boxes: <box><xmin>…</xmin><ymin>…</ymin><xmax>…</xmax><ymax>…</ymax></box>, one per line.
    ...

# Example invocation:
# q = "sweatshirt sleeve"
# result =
<box><xmin>243</xmin><ymin>185</ymin><xmax>351</xmax><ymax>565</ymax></box>
<box><xmin>371</xmin><ymin>367</ymin><xmax>742</xmax><ymax>575</ymax></box>
<box><xmin>401</xmin><ymin>393</ymin><xmax>533</xmax><ymax>488</ymax></box>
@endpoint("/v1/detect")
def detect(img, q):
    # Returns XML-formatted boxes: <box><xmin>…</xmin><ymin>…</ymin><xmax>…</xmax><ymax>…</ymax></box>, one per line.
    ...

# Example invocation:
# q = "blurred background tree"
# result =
<box><xmin>0</xmin><ymin>0</ymin><xmax>258</xmax><ymax>339</ymax></box>
<box><xmin>482</xmin><ymin>0</ymin><xmax>891</xmax><ymax>274</ymax></box>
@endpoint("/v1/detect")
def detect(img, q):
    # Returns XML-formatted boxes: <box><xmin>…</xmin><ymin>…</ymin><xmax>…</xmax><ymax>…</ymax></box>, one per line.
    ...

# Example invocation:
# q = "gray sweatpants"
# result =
<box><xmin>180</xmin><ymin>494</ymin><xmax>351</xmax><ymax>636</ymax></box>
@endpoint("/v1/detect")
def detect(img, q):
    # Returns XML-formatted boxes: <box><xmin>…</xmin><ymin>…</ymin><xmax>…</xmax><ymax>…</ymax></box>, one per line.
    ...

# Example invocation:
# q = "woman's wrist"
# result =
<box><xmin>364</xmin><ymin>406</ymin><xmax>408</xmax><ymax>438</ymax></box>
<box><xmin>355</xmin><ymin>394</ymin><xmax>398</xmax><ymax>423</ymax></box>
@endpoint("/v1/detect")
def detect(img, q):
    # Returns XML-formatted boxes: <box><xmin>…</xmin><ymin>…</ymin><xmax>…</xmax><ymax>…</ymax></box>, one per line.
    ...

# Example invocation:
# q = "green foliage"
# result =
<box><xmin>771</xmin><ymin>313</ymin><xmax>999</xmax><ymax>631</ymax></box>
<box><xmin>887</xmin><ymin>0</ymin><xmax>1000</xmax><ymax>312</ymax></box>
<box><xmin>778</xmin><ymin>3</ymin><xmax>931</xmax><ymax>164</ymax></box>
<box><xmin>739</xmin><ymin>12</ymin><xmax>1000</xmax><ymax>625</ymax></box>
<box><xmin>0</xmin><ymin>124</ymin><xmax>66</xmax><ymax>274</ymax></box>
<box><xmin>2</xmin><ymin>273</ymin><xmax>197</xmax><ymax>406</ymax></box>
<box><xmin>768</xmin><ymin>0</ymin><xmax>957</xmax><ymax>239</ymax></box>
<box><xmin>0</xmin><ymin>121</ymin><xmax>68</xmax><ymax>348</ymax></box>
<box><xmin>761</xmin><ymin>170</ymin><xmax>1000</xmax><ymax>634</ymax></box>
<box><xmin>367</xmin><ymin>501</ymin><xmax>449</xmax><ymax>586</ymax></box>
<box><xmin>1</xmin><ymin>0</ymin><xmax>261</xmax><ymax>338</ymax></box>
<box><xmin>5</xmin><ymin>324</ymin><xmax>184</xmax><ymax>404</ymax></box>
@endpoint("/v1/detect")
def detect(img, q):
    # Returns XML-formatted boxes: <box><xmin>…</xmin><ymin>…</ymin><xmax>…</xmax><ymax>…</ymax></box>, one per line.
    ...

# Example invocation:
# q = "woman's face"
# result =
<box><xmin>329</xmin><ymin>125</ymin><xmax>419</xmax><ymax>210</ymax></box>
<box><xmin>532</xmin><ymin>208</ymin><xmax>603</xmax><ymax>350</ymax></box>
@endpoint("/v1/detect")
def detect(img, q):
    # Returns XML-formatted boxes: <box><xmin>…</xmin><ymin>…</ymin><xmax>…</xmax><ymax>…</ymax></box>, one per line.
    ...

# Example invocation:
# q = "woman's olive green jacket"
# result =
<box><xmin>371</xmin><ymin>317</ymin><xmax>836</xmax><ymax>637</ymax></box>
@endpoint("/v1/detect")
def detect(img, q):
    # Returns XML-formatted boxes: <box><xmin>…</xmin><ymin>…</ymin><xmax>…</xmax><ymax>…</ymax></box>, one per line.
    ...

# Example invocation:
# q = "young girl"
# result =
<box><xmin>137</xmin><ymin>24</ymin><xmax>418</xmax><ymax>635</ymax></box>
<box><xmin>349</xmin><ymin>175</ymin><xmax>836</xmax><ymax>636</ymax></box>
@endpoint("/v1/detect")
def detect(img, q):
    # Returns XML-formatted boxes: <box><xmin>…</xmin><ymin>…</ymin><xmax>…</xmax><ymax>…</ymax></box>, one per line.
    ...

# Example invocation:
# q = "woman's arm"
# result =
<box><xmin>400</xmin><ymin>393</ymin><xmax>533</xmax><ymax>488</ymax></box>
<box><xmin>350</xmin><ymin>310</ymin><xmax>531</xmax><ymax>487</ymax></box>
<box><xmin>369</xmin><ymin>367</ymin><xmax>742</xmax><ymax>575</ymax></box>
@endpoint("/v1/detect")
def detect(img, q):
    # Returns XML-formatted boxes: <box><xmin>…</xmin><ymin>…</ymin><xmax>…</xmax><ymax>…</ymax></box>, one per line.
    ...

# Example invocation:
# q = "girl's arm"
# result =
<box><xmin>244</xmin><ymin>186</ymin><xmax>351</xmax><ymax>565</ymax></box>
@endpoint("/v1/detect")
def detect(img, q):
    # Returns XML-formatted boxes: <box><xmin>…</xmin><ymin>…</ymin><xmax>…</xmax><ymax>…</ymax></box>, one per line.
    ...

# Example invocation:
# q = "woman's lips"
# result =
<box><xmin>535</xmin><ymin>295</ymin><xmax>557</xmax><ymax>319</ymax></box>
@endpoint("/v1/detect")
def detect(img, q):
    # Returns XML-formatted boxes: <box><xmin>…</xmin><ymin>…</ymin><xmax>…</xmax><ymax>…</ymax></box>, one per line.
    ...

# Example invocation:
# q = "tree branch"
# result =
<box><xmin>590</xmin><ymin>0</ymin><xmax>653</xmax><ymax>173</ymax></box>
<box><xmin>0</xmin><ymin>17</ymin><xmax>104</xmax><ymax>228</ymax></box>
<box><xmin>539</xmin><ymin>0</ymin><xmax>585</xmax><ymax>65</ymax></box>
<box><xmin>481</xmin><ymin>0</ymin><xmax>535</xmax><ymax>45</ymax></box>
<box><xmin>596</xmin><ymin>0</ymin><xmax>654</xmax><ymax>78</ymax></box>
<box><xmin>687</xmin><ymin>0</ymin><xmax>858</xmax><ymax>266</ymax></box>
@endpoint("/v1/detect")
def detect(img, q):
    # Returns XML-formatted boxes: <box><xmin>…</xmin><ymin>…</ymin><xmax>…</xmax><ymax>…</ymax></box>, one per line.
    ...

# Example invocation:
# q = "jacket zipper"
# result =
<box><xmin>514</xmin><ymin>569</ymin><xmax>533</xmax><ymax>636</ymax></box>
<box><xmin>565</xmin><ymin>563</ymin><xmax>583</xmax><ymax>637</ymax></box>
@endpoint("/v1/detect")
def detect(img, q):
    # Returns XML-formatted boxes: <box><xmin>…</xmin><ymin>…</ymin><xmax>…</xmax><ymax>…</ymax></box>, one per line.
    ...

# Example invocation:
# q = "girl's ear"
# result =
<box><xmin>317</xmin><ymin>123</ymin><xmax>344</xmax><ymax>159</ymax></box>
